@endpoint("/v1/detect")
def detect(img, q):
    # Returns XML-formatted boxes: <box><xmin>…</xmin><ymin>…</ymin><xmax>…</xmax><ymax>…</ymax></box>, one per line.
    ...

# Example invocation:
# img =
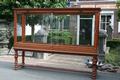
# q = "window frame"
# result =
<box><xmin>14</xmin><ymin>8</ymin><xmax>101</xmax><ymax>55</ymax></box>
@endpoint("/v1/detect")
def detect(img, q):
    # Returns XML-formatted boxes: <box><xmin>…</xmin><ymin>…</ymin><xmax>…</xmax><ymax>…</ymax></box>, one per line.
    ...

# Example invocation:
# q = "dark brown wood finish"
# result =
<box><xmin>21</xmin><ymin>14</ymin><xmax>26</xmax><ymax>42</ymax></box>
<box><xmin>14</xmin><ymin>8</ymin><xmax>100</xmax><ymax>53</ymax></box>
<box><xmin>13</xmin><ymin>8</ymin><xmax>101</xmax><ymax>80</ymax></box>
<box><xmin>14</xmin><ymin>49</ymin><xmax>18</xmax><ymax>69</ymax></box>
<box><xmin>14</xmin><ymin>42</ymin><xmax>97</xmax><ymax>56</ymax></box>
<box><xmin>13</xmin><ymin>10</ymin><xmax>17</xmax><ymax>44</ymax></box>
<box><xmin>94</xmin><ymin>12</ymin><xmax>100</xmax><ymax>49</ymax></box>
<box><xmin>92</xmin><ymin>56</ymin><xmax>98</xmax><ymax>80</ymax></box>
<box><xmin>14</xmin><ymin>8</ymin><xmax>101</xmax><ymax>15</ymax></box>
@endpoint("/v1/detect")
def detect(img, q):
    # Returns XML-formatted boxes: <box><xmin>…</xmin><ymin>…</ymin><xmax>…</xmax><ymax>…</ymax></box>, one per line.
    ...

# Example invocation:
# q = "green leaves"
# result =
<box><xmin>116</xmin><ymin>0</ymin><xmax>120</xmax><ymax>21</ymax></box>
<box><xmin>105</xmin><ymin>47</ymin><xmax>120</xmax><ymax>66</ymax></box>
<box><xmin>50</xmin><ymin>1</ymin><xmax>67</xmax><ymax>8</ymax></box>
<box><xmin>0</xmin><ymin>0</ymin><xmax>67</xmax><ymax>22</ymax></box>
<box><xmin>116</xmin><ymin>0</ymin><xmax>120</xmax><ymax>8</ymax></box>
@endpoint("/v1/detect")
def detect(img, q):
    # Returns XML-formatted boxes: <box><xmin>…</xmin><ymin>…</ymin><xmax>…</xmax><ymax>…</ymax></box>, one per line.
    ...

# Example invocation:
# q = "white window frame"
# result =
<box><xmin>100</xmin><ymin>11</ymin><xmax>114</xmax><ymax>30</ymax></box>
<box><xmin>76</xmin><ymin>15</ymin><xmax>80</xmax><ymax>45</ymax></box>
<box><xmin>76</xmin><ymin>15</ymin><xmax>95</xmax><ymax>46</ymax></box>
<box><xmin>118</xmin><ymin>22</ymin><xmax>120</xmax><ymax>33</ymax></box>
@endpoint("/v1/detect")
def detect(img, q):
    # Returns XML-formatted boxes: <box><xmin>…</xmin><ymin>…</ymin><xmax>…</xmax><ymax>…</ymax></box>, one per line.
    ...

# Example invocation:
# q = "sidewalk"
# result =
<box><xmin>0</xmin><ymin>50</ymin><xmax>120</xmax><ymax>80</ymax></box>
<box><xmin>0</xmin><ymin>58</ymin><xmax>120</xmax><ymax>80</ymax></box>
<box><xmin>0</xmin><ymin>55</ymin><xmax>120</xmax><ymax>80</ymax></box>
<box><xmin>0</xmin><ymin>54</ymin><xmax>91</xmax><ymax>72</ymax></box>
<box><xmin>0</xmin><ymin>48</ymin><xmax>93</xmax><ymax>72</ymax></box>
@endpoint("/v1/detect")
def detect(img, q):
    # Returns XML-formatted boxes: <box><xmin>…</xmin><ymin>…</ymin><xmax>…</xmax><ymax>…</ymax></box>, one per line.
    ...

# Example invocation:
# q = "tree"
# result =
<box><xmin>116</xmin><ymin>0</ymin><xmax>120</xmax><ymax>21</ymax></box>
<box><xmin>0</xmin><ymin>0</ymin><xmax>67</xmax><ymax>22</ymax></box>
<box><xmin>0</xmin><ymin>0</ymin><xmax>68</xmax><ymax>57</ymax></box>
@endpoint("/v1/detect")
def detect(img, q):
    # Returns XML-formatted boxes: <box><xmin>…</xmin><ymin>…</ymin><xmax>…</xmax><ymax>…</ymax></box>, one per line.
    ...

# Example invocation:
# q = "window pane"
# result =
<box><xmin>107</xmin><ymin>15</ymin><xmax>111</xmax><ymax>22</ymax></box>
<box><xmin>101</xmin><ymin>16</ymin><xmax>105</xmax><ymax>22</ymax></box>
<box><xmin>101</xmin><ymin>23</ymin><xmax>105</xmax><ymax>30</ymax></box>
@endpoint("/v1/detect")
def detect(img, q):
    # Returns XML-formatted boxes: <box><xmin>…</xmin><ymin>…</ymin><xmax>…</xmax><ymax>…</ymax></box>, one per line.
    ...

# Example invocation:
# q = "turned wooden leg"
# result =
<box><xmin>92</xmin><ymin>56</ymin><xmax>97</xmax><ymax>80</ymax></box>
<box><xmin>22</xmin><ymin>51</ymin><xmax>25</xmax><ymax>67</ymax></box>
<box><xmin>14</xmin><ymin>50</ymin><xmax>18</xmax><ymax>70</ymax></box>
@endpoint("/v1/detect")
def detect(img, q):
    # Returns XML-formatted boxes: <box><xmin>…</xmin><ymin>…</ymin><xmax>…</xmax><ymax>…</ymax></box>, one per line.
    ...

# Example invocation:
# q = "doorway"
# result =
<box><xmin>77</xmin><ymin>15</ymin><xmax>95</xmax><ymax>46</ymax></box>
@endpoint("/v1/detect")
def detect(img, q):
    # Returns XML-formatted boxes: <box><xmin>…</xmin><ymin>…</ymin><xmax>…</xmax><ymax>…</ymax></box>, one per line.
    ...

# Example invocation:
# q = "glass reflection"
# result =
<box><xmin>17</xmin><ymin>14</ymin><xmax>95</xmax><ymax>46</ymax></box>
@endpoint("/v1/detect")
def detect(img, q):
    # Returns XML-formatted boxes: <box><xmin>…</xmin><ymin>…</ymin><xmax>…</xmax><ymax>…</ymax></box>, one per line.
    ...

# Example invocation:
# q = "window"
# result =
<box><xmin>101</xmin><ymin>15</ymin><xmax>113</xmax><ymax>40</ymax></box>
<box><xmin>101</xmin><ymin>15</ymin><xmax>111</xmax><ymax>30</ymax></box>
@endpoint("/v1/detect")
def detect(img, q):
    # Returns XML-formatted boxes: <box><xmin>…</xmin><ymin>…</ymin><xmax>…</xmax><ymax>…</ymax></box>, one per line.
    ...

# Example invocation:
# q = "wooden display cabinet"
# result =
<box><xmin>14</xmin><ymin>8</ymin><xmax>101</xmax><ymax>80</ymax></box>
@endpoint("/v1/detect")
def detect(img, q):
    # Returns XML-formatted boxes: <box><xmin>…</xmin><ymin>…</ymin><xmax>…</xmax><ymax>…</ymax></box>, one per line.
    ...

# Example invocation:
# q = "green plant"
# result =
<box><xmin>0</xmin><ymin>0</ymin><xmax>67</xmax><ymax>22</ymax></box>
<box><xmin>47</xmin><ymin>30</ymin><xmax>72</xmax><ymax>45</ymax></box>
<box><xmin>107</xmin><ymin>40</ymin><xmax>120</xmax><ymax>49</ymax></box>
<box><xmin>105</xmin><ymin>47</ymin><xmax>120</xmax><ymax>66</ymax></box>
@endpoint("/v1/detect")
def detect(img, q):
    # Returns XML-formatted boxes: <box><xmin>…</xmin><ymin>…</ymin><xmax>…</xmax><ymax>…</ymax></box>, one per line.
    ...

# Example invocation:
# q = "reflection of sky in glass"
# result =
<box><xmin>25</xmin><ymin>24</ymin><xmax>31</xmax><ymax>35</ymax></box>
<box><xmin>17</xmin><ymin>24</ymin><xmax>46</xmax><ymax>36</ymax></box>
<box><xmin>34</xmin><ymin>24</ymin><xmax>41</xmax><ymax>34</ymax></box>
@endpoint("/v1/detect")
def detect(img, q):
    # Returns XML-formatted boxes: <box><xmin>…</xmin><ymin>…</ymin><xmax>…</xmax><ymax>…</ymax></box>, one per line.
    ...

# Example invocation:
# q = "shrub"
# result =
<box><xmin>105</xmin><ymin>47</ymin><xmax>120</xmax><ymax>66</ymax></box>
<box><xmin>47</xmin><ymin>30</ymin><xmax>72</xmax><ymax>44</ymax></box>
<box><xmin>107</xmin><ymin>40</ymin><xmax>120</xmax><ymax>49</ymax></box>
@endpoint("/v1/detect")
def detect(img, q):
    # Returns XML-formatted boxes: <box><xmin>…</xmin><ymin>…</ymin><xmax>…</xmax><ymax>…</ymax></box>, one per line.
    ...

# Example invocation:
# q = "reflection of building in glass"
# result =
<box><xmin>16</xmin><ymin>12</ymin><xmax>96</xmax><ymax>46</ymax></box>
<box><xmin>69</xmin><ymin>0</ymin><xmax>119</xmax><ymax>39</ymax></box>
<box><xmin>20</xmin><ymin>14</ymin><xmax>95</xmax><ymax>46</ymax></box>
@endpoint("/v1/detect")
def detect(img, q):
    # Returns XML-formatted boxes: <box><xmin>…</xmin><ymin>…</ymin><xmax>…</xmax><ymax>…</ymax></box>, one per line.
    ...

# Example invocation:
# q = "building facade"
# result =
<box><xmin>70</xmin><ymin>0</ymin><xmax>120</xmax><ymax>39</ymax></box>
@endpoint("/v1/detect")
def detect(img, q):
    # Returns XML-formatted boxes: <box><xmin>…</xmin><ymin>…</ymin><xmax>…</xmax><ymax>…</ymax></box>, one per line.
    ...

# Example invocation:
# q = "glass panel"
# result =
<box><xmin>17</xmin><ymin>14</ymin><xmax>22</xmax><ymax>42</ymax></box>
<box><xmin>79</xmin><ymin>16</ymin><xmax>93</xmax><ymax>46</ymax></box>
<box><xmin>101</xmin><ymin>22</ymin><xmax>105</xmax><ymax>30</ymax></box>
<box><xmin>25</xmin><ymin>13</ymin><xmax>94</xmax><ymax>46</ymax></box>
<box><xmin>48</xmin><ymin>14</ymin><xmax>77</xmax><ymax>45</ymax></box>
<box><xmin>25</xmin><ymin>14</ymin><xmax>51</xmax><ymax>44</ymax></box>
<box><xmin>101</xmin><ymin>15</ymin><xmax>112</xmax><ymax>30</ymax></box>
<box><xmin>107</xmin><ymin>15</ymin><xmax>111</xmax><ymax>22</ymax></box>
<box><xmin>101</xmin><ymin>15</ymin><xmax>105</xmax><ymax>22</ymax></box>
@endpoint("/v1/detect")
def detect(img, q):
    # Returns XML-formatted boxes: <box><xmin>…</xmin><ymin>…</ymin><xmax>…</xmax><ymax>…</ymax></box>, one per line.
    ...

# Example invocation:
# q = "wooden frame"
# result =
<box><xmin>13</xmin><ymin>8</ymin><xmax>101</xmax><ymax>80</ymax></box>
